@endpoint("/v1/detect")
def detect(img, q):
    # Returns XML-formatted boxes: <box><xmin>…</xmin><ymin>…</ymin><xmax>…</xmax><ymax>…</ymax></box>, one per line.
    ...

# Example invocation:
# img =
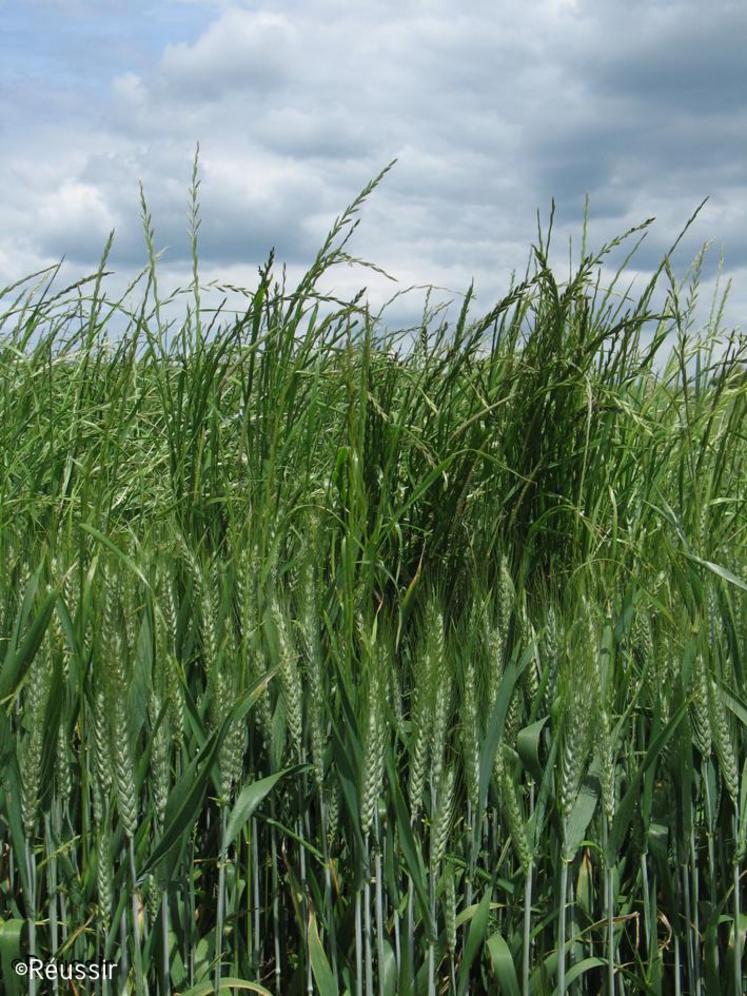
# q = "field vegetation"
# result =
<box><xmin>0</xmin><ymin>163</ymin><xmax>746</xmax><ymax>994</ymax></box>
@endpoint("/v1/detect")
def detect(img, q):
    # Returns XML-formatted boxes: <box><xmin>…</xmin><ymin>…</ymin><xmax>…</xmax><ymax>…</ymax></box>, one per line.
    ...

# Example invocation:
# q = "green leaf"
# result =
<box><xmin>487</xmin><ymin>930</ymin><xmax>521</xmax><ymax>996</ymax></box>
<box><xmin>381</xmin><ymin>939</ymin><xmax>397</xmax><ymax>996</ymax></box>
<box><xmin>517</xmin><ymin>716</ymin><xmax>549</xmax><ymax>782</ymax></box>
<box><xmin>224</xmin><ymin>765</ymin><xmax>307</xmax><ymax>851</ymax></box>
<box><xmin>0</xmin><ymin>919</ymin><xmax>24</xmax><ymax>996</ymax></box>
<box><xmin>608</xmin><ymin>699</ymin><xmax>688</xmax><ymax>860</ymax></box>
<box><xmin>307</xmin><ymin>910</ymin><xmax>338</xmax><ymax>996</ymax></box>
<box><xmin>37</xmin><ymin>656</ymin><xmax>64</xmax><ymax>814</ymax></box>
<box><xmin>0</xmin><ymin>588</ymin><xmax>56</xmax><ymax>701</ymax></box>
<box><xmin>478</xmin><ymin>646</ymin><xmax>531</xmax><ymax>826</ymax></box>
<box><xmin>0</xmin><ymin>730</ymin><xmax>29</xmax><ymax>897</ymax></box>
<box><xmin>386</xmin><ymin>753</ymin><xmax>434</xmax><ymax>938</ymax></box>
<box><xmin>528</xmin><ymin>728</ymin><xmax>560</xmax><ymax>850</ymax></box>
<box><xmin>551</xmin><ymin>957</ymin><xmax>606</xmax><ymax>995</ymax></box>
<box><xmin>721</xmin><ymin>687</ymin><xmax>747</xmax><ymax>730</ymax></box>
<box><xmin>687</xmin><ymin>555</ymin><xmax>747</xmax><ymax>592</ymax></box>
<box><xmin>138</xmin><ymin>725</ymin><xmax>223</xmax><ymax>882</ymax></box>
<box><xmin>179</xmin><ymin>978</ymin><xmax>273</xmax><ymax>995</ymax></box>
<box><xmin>455</xmin><ymin>900</ymin><xmax>502</xmax><ymax>929</ymax></box>
<box><xmin>457</xmin><ymin>889</ymin><xmax>491</xmax><ymax>996</ymax></box>
<box><xmin>229</xmin><ymin>670</ymin><xmax>278</xmax><ymax>725</ymax></box>
<box><xmin>648</xmin><ymin>499</ymin><xmax>747</xmax><ymax>592</ymax></box>
<box><xmin>78</xmin><ymin>523</ymin><xmax>152</xmax><ymax>589</ymax></box>
<box><xmin>564</xmin><ymin>769</ymin><xmax>600</xmax><ymax>859</ymax></box>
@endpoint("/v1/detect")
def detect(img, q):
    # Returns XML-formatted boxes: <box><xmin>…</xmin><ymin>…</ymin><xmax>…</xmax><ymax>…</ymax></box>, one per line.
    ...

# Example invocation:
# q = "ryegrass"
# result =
<box><xmin>0</xmin><ymin>160</ymin><xmax>746</xmax><ymax>994</ymax></box>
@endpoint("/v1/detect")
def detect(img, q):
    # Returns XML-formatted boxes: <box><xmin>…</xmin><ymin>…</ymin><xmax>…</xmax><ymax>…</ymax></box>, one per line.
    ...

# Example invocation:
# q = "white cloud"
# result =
<box><xmin>161</xmin><ymin>9</ymin><xmax>297</xmax><ymax>97</ymax></box>
<box><xmin>36</xmin><ymin>180</ymin><xmax>116</xmax><ymax>248</ymax></box>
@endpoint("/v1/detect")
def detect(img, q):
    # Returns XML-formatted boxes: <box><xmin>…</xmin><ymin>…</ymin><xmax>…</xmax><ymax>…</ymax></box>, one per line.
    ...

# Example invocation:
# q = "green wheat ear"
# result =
<box><xmin>409</xmin><ymin>634</ymin><xmax>431</xmax><ymax>821</ymax></box>
<box><xmin>427</xmin><ymin>598</ymin><xmax>450</xmax><ymax>800</ymax></box>
<box><xmin>360</xmin><ymin>642</ymin><xmax>387</xmax><ymax>838</ymax></box>
<box><xmin>430</xmin><ymin>764</ymin><xmax>455</xmax><ymax>872</ymax></box>
<box><xmin>558</xmin><ymin>642</ymin><xmax>594</xmax><ymax>853</ymax></box>
<box><xmin>709</xmin><ymin>676</ymin><xmax>739</xmax><ymax>803</ymax></box>
<box><xmin>542</xmin><ymin>603</ymin><xmax>560</xmax><ymax>713</ymax></box>
<box><xmin>461</xmin><ymin>655</ymin><xmax>480</xmax><ymax>813</ymax></box>
<box><xmin>271</xmin><ymin>596</ymin><xmax>303</xmax><ymax>762</ymax></box>
<box><xmin>691</xmin><ymin>652</ymin><xmax>712</xmax><ymax>760</ymax></box>
<box><xmin>497</xmin><ymin>746</ymin><xmax>532</xmax><ymax>873</ymax></box>
<box><xmin>20</xmin><ymin>648</ymin><xmax>51</xmax><ymax>838</ymax></box>
<box><xmin>109</xmin><ymin>634</ymin><xmax>138</xmax><ymax>839</ymax></box>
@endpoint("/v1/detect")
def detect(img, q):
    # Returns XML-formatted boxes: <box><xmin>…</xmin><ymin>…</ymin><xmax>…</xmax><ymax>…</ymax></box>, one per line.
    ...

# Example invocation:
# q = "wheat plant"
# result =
<box><xmin>0</xmin><ymin>159</ymin><xmax>745</xmax><ymax>994</ymax></box>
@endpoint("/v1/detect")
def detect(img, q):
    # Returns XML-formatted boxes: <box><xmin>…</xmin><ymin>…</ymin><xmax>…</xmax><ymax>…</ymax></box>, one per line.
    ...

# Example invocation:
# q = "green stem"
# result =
<box><xmin>299</xmin><ymin>811</ymin><xmax>312</xmax><ymax>996</ymax></box>
<box><xmin>606</xmin><ymin>863</ymin><xmax>614</xmax><ymax>995</ymax></box>
<box><xmin>45</xmin><ymin>815</ymin><xmax>59</xmax><ymax>996</ymax></box>
<box><xmin>215</xmin><ymin>806</ymin><xmax>228</xmax><ymax>993</ymax></box>
<box><xmin>25</xmin><ymin>838</ymin><xmax>37</xmax><ymax>996</ymax></box>
<box><xmin>703</xmin><ymin>765</ymin><xmax>717</xmax><ymax>902</ymax></box>
<box><xmin>271</xmin><ymin>823</ymin><xmax>281</xmax><ymax>995</ymax></box>
<box><xmin>129</xmin><ymin>836</ymin><xmax>148</xmax><ymax>996</ymax></box>
<box><xmin>119</xmin><ymin>908</ymin><xmax>130</xmax><ymax>988</ymax></box>
<box><xmin>355</xmin><ymin>887</ymin><xmax>363</xmax><ymax>996</ymax></box>
<box><xmin>640</xmin><ymin>852</ymin><xmax>651</xmax><ymax>961</ymax></box>
<box><xmin>161</xmin><ymin>895</ymin><xmax>171</xmax><ymax>996</ymax></box>
<box><xmin>465</xmin><ymin>799</ymin><xmax>475</xmax><ymax>910</ymax></box>
<box><xmin>689</xmin><ymin>828</ymin><xmax>703</xmax><ymax>994</ymax></box>
<box><xmin>364</xmin><ymin>837</ymin><xmax>373</xmax><ymax>996</ymax></box>
<box><xmin>252</xmin><ymin>817</ymin><xmax>261</xmax><ymax>975</ymax></box>
<box><xmin>734</xmin><ymin>812</ymin><xmax>741</xmax><ymax>996</ymax></box>
<box><xmin>374</xmin><ymin>815</ymin><xmax>385</xmax><ymax>996</ymax></box>
<box><xmin>320</xmin><ymin>798</ymin><xmax>338</xmax><ymax>981</ymax></box>
<box><xmin>683</xmin><ymin>859</ymin><xmax>696</xmax><ymax>994</ymax></box>
<box><xmin>407</xmin><ymin>881</ymin><xmax>415</xmax><ymax>982</ymax></box>
<box><xmin>558</xmin><ymin>859</ymin><xmax>569</xmax><ymax>996</ymax></box>
<box><xmin>428</xmin><ymin>859</ymin><xmax>436</xmax><ymax>996</ymax></box>
<box><xmin>604</xmin><ymin>821</ymin><xmax>615</xmax><ymax>996</ymax></box>
<box><xmin>522</xmin><ymin>860</ymin><xmax>532</xmax><ymax>996</ymax></box>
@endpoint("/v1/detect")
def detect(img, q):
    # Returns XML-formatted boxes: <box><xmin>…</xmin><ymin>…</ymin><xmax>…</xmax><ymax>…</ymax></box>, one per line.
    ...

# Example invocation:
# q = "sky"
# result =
<box><xmin>2</xmin><ymin>0</ymin><xmax>746</xmax><ymax>336</ymax></box>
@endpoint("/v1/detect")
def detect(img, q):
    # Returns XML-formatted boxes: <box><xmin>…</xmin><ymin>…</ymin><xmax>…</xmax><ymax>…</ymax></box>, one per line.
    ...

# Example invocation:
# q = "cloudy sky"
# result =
<box><xmin>3</xmin><ymin>0</ymin><xmax>746</xmax><ymax>333</ymax></box>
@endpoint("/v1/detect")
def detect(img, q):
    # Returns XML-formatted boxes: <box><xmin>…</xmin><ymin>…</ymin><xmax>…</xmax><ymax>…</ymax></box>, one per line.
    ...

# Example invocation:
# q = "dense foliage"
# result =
<box><xmin>1</xmin><ymin>166</ymin><xmax>746</xmax><ymax>994</ymax></box>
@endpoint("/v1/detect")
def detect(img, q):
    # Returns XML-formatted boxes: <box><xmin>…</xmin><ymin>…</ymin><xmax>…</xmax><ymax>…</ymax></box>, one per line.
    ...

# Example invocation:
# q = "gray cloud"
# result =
<box><xmin>1</xmin><ymin>0</ymin><xmax>745</xmax><ymax>333</ymax></box>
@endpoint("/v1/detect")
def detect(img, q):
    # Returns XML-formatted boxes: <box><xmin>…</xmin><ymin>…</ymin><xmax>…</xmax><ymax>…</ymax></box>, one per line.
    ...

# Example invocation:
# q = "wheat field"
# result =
<box><xmin>0</xmin><ymin>164</ymin><xmax>746</xmax><ymax>994</ymax></box>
